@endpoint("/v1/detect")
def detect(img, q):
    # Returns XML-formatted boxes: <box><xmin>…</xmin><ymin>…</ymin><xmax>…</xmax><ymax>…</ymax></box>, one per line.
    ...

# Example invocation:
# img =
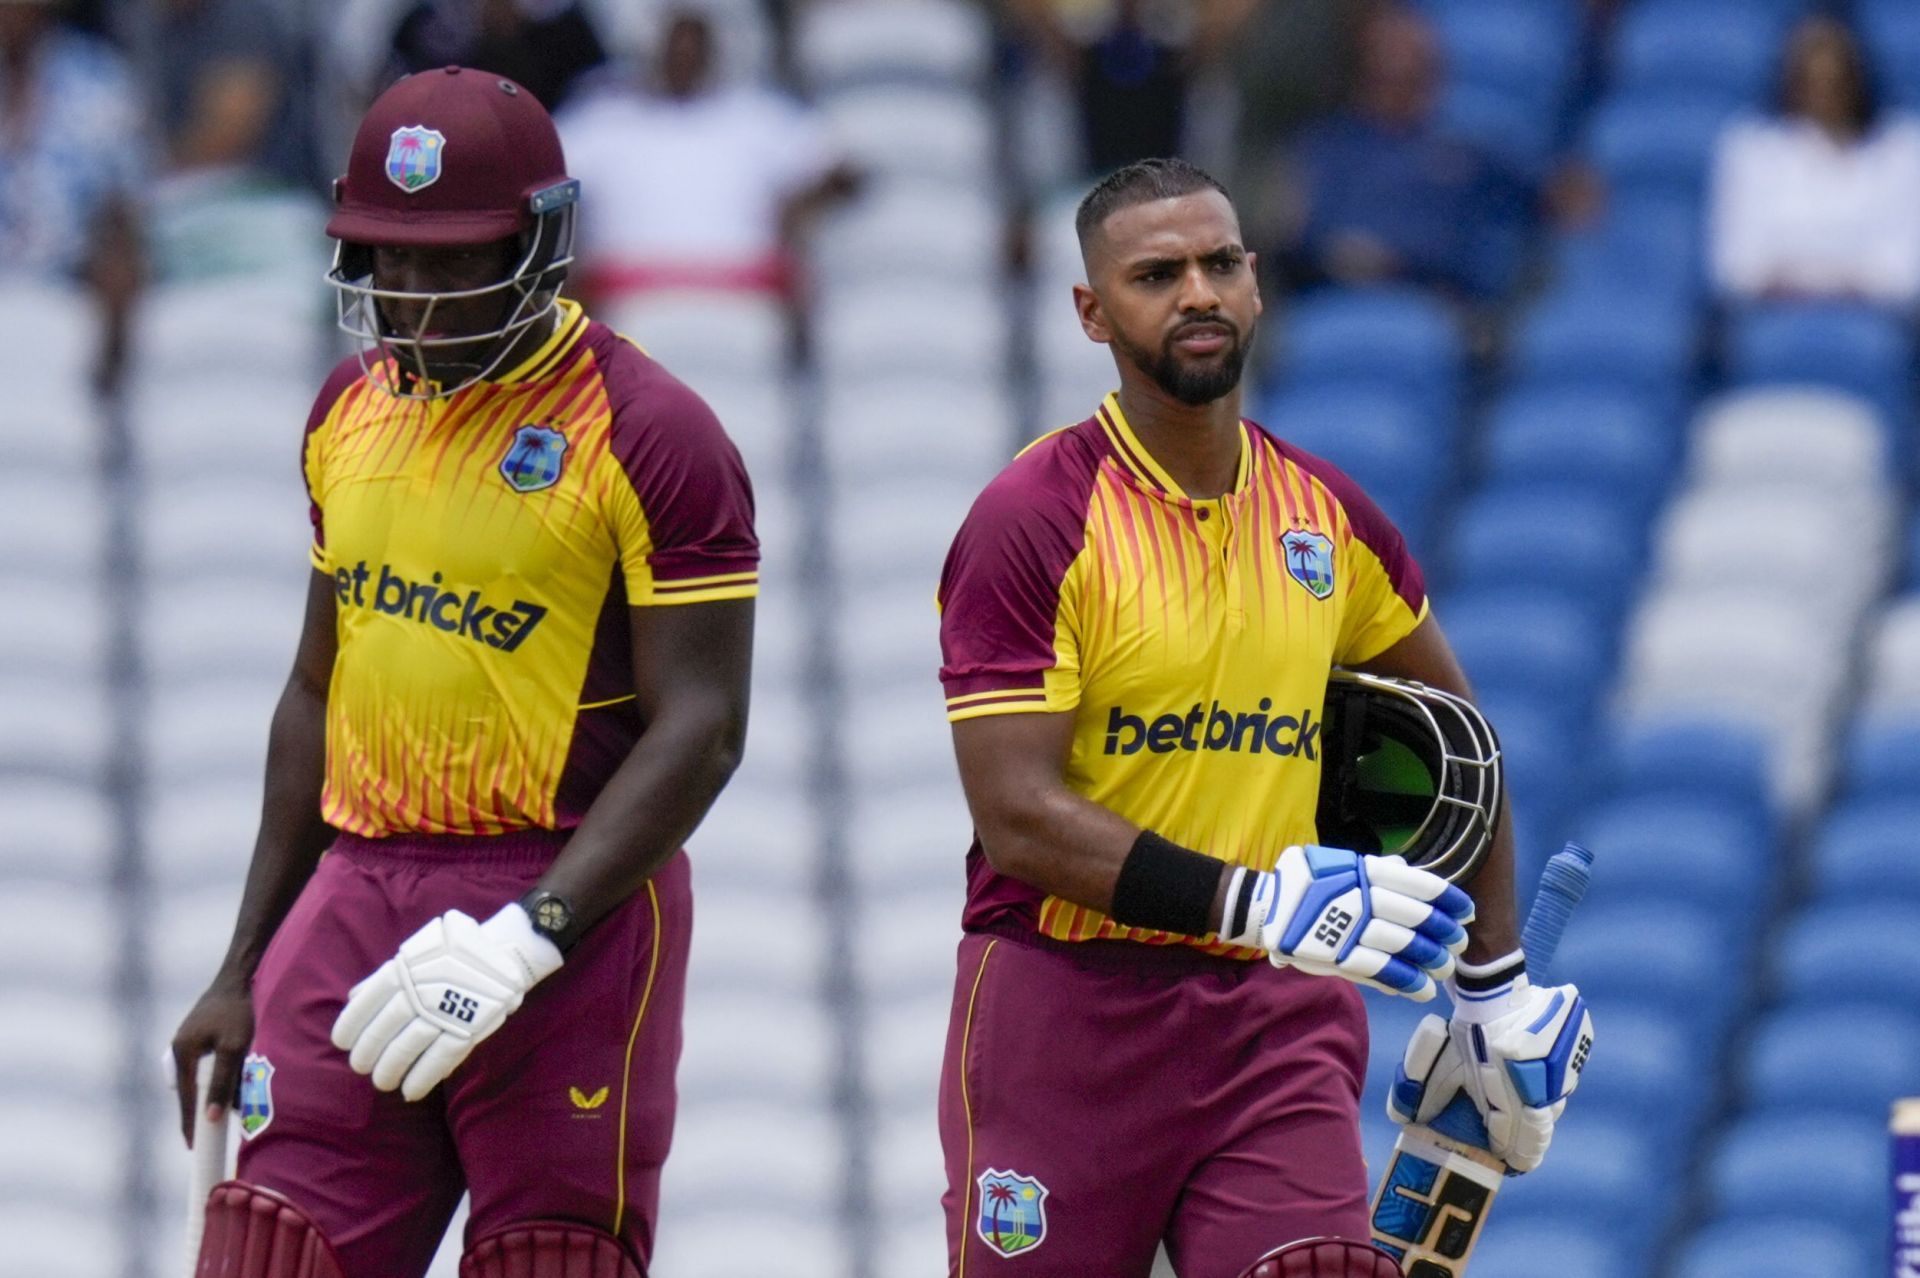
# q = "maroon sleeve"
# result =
<box><xmin>595</xmin><ymin>330</ymin><xmax>759</xmax><ymax>597</ymax></box>
<box><xmin>938</xmin><ymin>430</ymin><xmax>1101</xmax><ymax>713</ymax></box>
<box><xmin>303</xmin><ymin>355</ymin><xmax>365</xmax><ymax>550</ymax></box>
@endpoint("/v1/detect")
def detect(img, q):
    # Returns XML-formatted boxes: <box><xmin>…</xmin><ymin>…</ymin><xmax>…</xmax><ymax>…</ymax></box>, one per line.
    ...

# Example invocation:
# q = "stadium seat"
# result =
<box><xmin>139</xmin><ymin>477</ymin><xmax>311</xmax><ymax>579</ymax></box>
<box><xmin>1744</xmin><ymin>1002</ymin><xmax>1920</xmax><ymax>1116</ymax></box>
<box><xmin>0</xmin><ymin>1204</ymin><xmax>125</xmax><ymax>1278</ymax></box>
<box><xmin>141</xmin><ymin>577</ymin><xmax>306</xmax><ymax>681</ymax></box>
<box><xmin>866</xmin><ymin>992</ymin><xmax>953</xmax><ymax>1112</ymax></box>
<box><xmin>0</xmin><ymin>881</ymin><xmax>115</xmax><ymax>994</ymax></box>
<box><xmin>1838</xmin><ymin>716</ymin><xmax>1920</xmax><ymax>799</ymax></box>
<box><xmin>0</xmin><ymin>675</ymin><xmax>112</xmax><ymax>781</ymax></box>
<box><xmin>1259</xmin><ymin>384</ymin><xmax>1449</xmax><ymax>545</ymax></box>
<box><xmin>1437</xmin><ymin>80</ymin><xmax>1559</xmax><ymax>179</ymax></box>
<box><xmin>816</xmin><ymin>280</ymin><xmax>1005</xmax><ymax>381</ymax></box>
<box><xmin>685</xmin><ymin>885</ymin><xmax>829</xmax><ymax>1000</ymax></box>
<box><xmin>679</xmin><ymin>993</ymin><xmax>836</xmax><ymax>1105</ymax></box>
<box><xmin>1725</xmin><ymin>302</ymin><xmax>1915</xmax><ymax>427</ymax></box>
<box><xmin>1672</xmin><ymin>1217</ymin><xmax>1870</xmax><ymax>1278</ymax></box>
<box><xmin>1465</xmin><ymin>1212</ymin><xmax>1639</xmax><ymax>1278</ymax></box>
<box><xmin>1702</xmin><ymin>1110</ymin><xmax>1887</xmax><ymax>1237</ymax></box>
<box><xmin>1275</xmin><ymin>287</ymin><xmax>1463</xmax><ymax>413</ymax></box>
<box><xmin>1508</xmin><ymin>288</ymin><xmax>1696</xmax><ymax>399</ymax></box>
<box><xmin>0</xmin><ymin>575</ymin><xmax>109</xmax><ymax>681</ymax></box>
<box><xmin>0</xmin><ymin>777</ymin><xmax>114</xmax><ymax>882</ymax></box>
<box><xmin>1689</xmin><ymin>388</ymin><xmax>1890</xmax><ymax>491</ymax></box>
<box><xmin>819</xmin><ymin>374</ymin><xmax>1015</xmax><ymax>484</ymax></box>
<box><xmin>130</xmin><ymin>376</ymin><xmax>318</xmax><ymax>480</ymax></box>
<box><xmin>1437</xmin><ymin>587</ymin><xmax>1609</xmax><ymax>705</ymax></box>
<box><xmin>1430</xmin><ymin>0</ymin><xmax>1576</xmax><ymax>109</ymax></box>
<box><xmin>1776</xmin><ymin>900</ymin><xmax>1920</xmax><ymax>1007</ymax></box>
<box><xmin>0</xmin><ymin>474</ymin><xmax>108</xmax><ymax>577</ymax></box>
<box><xmin>1480</xmin><ymin>386</ymin><xmax>1675</xmax><ymax>513</ymax></box>
<box><xmin>1550</xmin><ymin>898</ymin><xmax>1740</xmax><ymax>1021</ymax></box>
<box><xmin>1563</xmin><ymin>1005</ymin><xmax>1701</xmax><ymax>1141</ymax></box>
<box><xmin>813</xmin><ymin>178</ymin><xmax>1001</xmax><ymax>287</ymax></box>
<box><xmin>849</xmin><ymin>888</ymin><xmax>965</xmax><ymax>1001</ymax></box>
<box><xmin>1613</xmin><ymin>1</ymin><xmax>1785</xmax><ymax>104</ymax></box>
<box><xmin>1652</xmin><ymin>482</ymin><xmax>1892</xmax><ymax>615</ymax></box>
<box><xmin>686</xmin><ymin>774</ymin><xmax>820</xmax><ymax>895</ymax></box>
<box><xmin>0</xmin><ymin>1099</ymin><xmax>124</xmax><ymax>1202</ymax></box>
<box><xmin>1443</xmin><ymin>485</ymin><xmax>1642</xmax><ymax>607</ymax></box>
<box><xmin>651</xmin><ymin>1208</ymin><xmax>849</xmax><ymax>1278</ymax></box>
<box><xmin>1584</xmin><ymin>92</ymin><xmax>1740</xmax><ymax>201</ymax></box>
<box><xmin>1482</xmin><ymin>1112</ymin><xmax>1657</xmax><ymax>1232</ymax></box>
<box><xmin>1862</xmin><ymin>0</ymin><xmax>1920</xmax><ymax>108</ymax></box>
<box><xmin>1600</xmin><ymin>718</ymin><xmax>1770</xmax><ymax>814</ymax></box>
<box><xmin>1552</xmin><ymin>191</ymin><xmax>1704</xmax><ymax>304</ymax></box>
<box><xmin>603</xmin><ymin>290</ymin><xmax>789</xmax><ymax>387</ymax></box>
<box><xmin>819</xmin><ymin>84</ymin><xmax>993</xmax><ymax>183</ymax></box>
<box><xmin>1573</xmin><ymin>792</ymin><xmax>1772</xmax><ymax>909</ymax></box>
<box><xmin>1809</xmin><ymin>795</ymin><xmax>1920</xmax><ymax>900</ymax></box>
<box><xmin>844</xmin><ymin>781</ymin><xmax>974</xmax><ymax>895</ymax></box>
<box><xmin>664</xmin><ymin>1100</ymin><xmax>843</xmax><ymax>1213</ymax></box>
<box><xmin>794</xmin><ymin>0</ymin><xmax>991</xmax><ymax>90</ymax></box>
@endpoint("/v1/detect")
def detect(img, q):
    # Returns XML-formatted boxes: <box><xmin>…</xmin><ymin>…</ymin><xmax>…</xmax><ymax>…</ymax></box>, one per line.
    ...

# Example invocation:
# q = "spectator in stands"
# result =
<box><xmin>1004</xmin><ymin>0</ymin><xmax>1256</xmax><ymax>177</ymax></box>
<box><xmin>0</xmin><ymin>0</ymin><xmax>146</xmax><ymax>392</ymax></box>
<box><xmin>1275</xmin><ymin>0</ymin><xmax>1541</xmax><ymax>299</ymax></box>
<box><xmin>556</xmin><ymin>9</ymin><xmax>857</xmax><ymax>306</ymax></box>
<box><xmin>386</xmin><ymin>0</ymin><xmax>608</xmax><ymax>113</ymax></box>
<box><xmin>156</xmin><ymin>0</ymin><xmax>306</xmax><ymax>187</ymax></box>
<box><xmin>1708</xmin><ymin>15</ymin><xmax>1920</xmax><ymax>307</ymax></box>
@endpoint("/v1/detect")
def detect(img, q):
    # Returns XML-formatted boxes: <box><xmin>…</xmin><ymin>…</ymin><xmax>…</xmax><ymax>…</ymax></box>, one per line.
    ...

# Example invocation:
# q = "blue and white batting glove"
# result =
<box><xmin>330</xmin><ymin>904</ymin><xmax>564</xmax><ymax>1102</ymax></box>
<box><xmin>1388</xmin><ymin>951</ymin><xmax>1594</xmax><ymax>1172</ymax></box>
<box><xmin>1219</xmin><ymin>847</ymin><xmax>1475</xmax><ymax>1002</ymax></box>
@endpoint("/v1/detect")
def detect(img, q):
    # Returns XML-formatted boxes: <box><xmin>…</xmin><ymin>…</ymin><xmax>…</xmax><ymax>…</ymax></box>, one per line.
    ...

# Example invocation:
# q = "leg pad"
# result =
<box><xmin>196</xmin><ymin>1180</ymin><xmax>345</xmax><ymax>1278</ymax></box>
<box><xmin>1238</xmin><ymin>1236</ymin><xmax>1405</xmax><ymax>1278</ymax></box>
<box><xmin>460</xmin><ymin>1222</ymin><xmax>642</xmax><ymax>1278</ymax></box>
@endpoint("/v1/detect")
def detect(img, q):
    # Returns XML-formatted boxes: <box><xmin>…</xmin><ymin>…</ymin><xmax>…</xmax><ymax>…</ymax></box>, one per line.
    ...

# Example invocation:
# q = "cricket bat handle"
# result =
<box><xmin>183</xmin><ymin>1053</ymin><xmax>231</xmax><ymax>1277</ymax></box>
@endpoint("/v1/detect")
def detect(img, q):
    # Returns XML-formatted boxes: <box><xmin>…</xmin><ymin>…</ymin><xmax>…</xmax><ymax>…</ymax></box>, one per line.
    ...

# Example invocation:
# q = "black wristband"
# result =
<box><xmin>1453</xmin><ymin>949</ymin><xmax>1526</xmax><ymax>992</ymax></box>
<box><xmin>1109</xmin><ymin>830</ymin><xmax>1227</xmax><ymax>938</ymax></box>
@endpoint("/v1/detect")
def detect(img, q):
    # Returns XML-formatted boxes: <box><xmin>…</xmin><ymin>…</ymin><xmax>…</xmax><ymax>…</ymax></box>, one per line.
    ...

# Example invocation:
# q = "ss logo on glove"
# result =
<box><xmin>438</xmin><ymin>990</ymin><xmax>479</xmax><ymax>1023</ymax></box>
<box><xmin>1313</xmin><ymin>907</ymin><xmax>1355</xmax><ymax>948</ymax></box>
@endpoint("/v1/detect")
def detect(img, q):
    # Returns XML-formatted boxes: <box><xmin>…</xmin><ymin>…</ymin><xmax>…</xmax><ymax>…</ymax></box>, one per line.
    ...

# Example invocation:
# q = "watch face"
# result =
<box><xmin>533</xmin><ymin>895</ymin><xmax>572</xmax><ymax>934</ymax></box>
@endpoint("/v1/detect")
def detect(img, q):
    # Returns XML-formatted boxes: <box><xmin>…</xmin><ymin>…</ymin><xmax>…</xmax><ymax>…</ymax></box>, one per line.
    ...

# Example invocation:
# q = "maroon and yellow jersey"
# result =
<box><xmin>302</xmin><ymin>300</ymin><xmax>757</xmax><ymax>838</ymax></box>
<box><xmin>937</xmin><ymin>393</ymin><xmax>1427</xmax><ymax>956</ymax></box>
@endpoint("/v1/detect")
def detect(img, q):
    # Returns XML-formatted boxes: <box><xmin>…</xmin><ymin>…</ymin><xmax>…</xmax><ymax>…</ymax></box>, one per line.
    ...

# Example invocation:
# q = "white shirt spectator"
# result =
<box><xmin>558</xmin><ymin>83</ymin><xmax>838</xmax><ymax>293</ymax></box>
<box><xmin>1709</xmin><ymin>113</ymin><xmax>1920</xmax><ymax>305</ymax></box>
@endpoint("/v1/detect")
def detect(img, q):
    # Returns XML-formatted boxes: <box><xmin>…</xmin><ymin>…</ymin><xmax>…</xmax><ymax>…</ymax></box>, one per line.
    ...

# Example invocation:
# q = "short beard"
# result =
<box><xmin>1112</xmin><ymin>320</ymin><xmax>1253</xmax><ymax>407</ymax></box>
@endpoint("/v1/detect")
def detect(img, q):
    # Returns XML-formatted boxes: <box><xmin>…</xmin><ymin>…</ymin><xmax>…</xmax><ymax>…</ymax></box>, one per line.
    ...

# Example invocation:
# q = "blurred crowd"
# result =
<box><xmin>11</xmin><ymin>0</ymin><xmax>1919</xmax><ymax>401</ymax></box>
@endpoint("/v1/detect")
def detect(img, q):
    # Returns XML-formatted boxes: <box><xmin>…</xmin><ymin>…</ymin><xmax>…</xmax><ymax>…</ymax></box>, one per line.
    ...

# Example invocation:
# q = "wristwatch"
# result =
<box><xmin>519</xmin><ymin>888</ymin><xmax>581</xmax><ymax>954</ymax></box>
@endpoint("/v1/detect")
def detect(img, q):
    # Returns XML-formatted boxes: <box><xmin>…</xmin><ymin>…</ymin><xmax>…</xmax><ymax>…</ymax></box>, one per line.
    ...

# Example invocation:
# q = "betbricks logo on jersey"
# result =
<box><xmin>1103</xmin><ymin>701</ymin><xmax>1320</xmax><ymax>758</ymax></box>
<box><xmin>331</xmin><ymin>560</ymin><xmax>549</xmax><ymax>651</ymax></box>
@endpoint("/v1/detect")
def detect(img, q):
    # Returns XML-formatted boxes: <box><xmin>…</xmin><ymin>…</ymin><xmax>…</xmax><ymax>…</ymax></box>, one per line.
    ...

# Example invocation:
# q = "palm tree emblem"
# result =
<box><xmin>1282</xmin><ymin>530</ymin><xmax>1334</xmax><ymax>599</ymax></box>
<box><xmin>387</xmin><ymin>127</ymin><xmax>446</xmax><ymax>192</ymax></box>
<box><xmin>985</xmin><ymin>1182</ymin><xmax>1018</xmax><ymax>1249</ymax></box>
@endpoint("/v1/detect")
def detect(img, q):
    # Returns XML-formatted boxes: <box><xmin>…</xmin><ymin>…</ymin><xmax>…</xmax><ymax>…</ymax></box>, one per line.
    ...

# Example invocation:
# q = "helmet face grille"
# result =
<box><xmin>1316</xmin><ymin>672</ymin><xmax>1502</xmax><ymax>883</ymax></box>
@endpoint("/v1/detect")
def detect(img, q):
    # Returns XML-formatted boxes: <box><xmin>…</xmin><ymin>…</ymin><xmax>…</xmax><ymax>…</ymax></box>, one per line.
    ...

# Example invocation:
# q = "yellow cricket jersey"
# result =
<box><xmin>302</xmin><ymin>299</ymin><xmax>757</xmax><ymax>838</ymax></box>
<box><xmin>937</xmin><ymin>393</ymin><xmax>1428</xmax><ymax>956</ymax></box>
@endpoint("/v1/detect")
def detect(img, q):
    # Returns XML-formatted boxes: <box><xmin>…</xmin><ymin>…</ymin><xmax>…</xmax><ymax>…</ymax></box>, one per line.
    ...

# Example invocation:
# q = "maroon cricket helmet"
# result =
<box><xmin>328</xmin><ymin>65</ymin><xmax>574</xmax><ymax>247</ymax></box>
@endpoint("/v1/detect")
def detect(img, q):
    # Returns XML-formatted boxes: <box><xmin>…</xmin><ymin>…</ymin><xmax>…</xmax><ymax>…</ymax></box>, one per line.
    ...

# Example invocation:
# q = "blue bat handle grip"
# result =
<box><xmin>1426</xmin><ymin>842</ymin><xmax>1594</xmax><ymax>1153</ymax></box>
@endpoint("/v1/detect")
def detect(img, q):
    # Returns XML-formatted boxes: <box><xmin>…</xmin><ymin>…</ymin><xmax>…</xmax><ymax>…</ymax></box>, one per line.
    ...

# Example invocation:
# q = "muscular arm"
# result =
<box><xmin>531</xmin><ymin>597</ymin><xmax>752</xmax><ymax>932</ymax></box>
<box><xmin>172</xmin><ymin>568</ymin><xmax>337</xmax><ymax>1138</ymax></box>
<box><xmin>1354</xmin><ymin>615</ymin><xmax>1520</xmax><ymax>962</ymax></box>
<box><xmin>951</xmin><ymin>712</ymin><xmax>1238</xmax><ymax>931</ymax></box>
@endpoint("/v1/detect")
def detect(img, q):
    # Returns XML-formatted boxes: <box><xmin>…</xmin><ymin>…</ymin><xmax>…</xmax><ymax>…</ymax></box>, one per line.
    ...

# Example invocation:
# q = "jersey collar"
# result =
<box><xmin>492</xmin><ymin>298</ymin><xmax>589</xmax><ymax>386</ymax></box>
<box><xmin>1095</xmin><ymin>391</ymin><xmax>1252</xmax><ymax>501</ymax></box>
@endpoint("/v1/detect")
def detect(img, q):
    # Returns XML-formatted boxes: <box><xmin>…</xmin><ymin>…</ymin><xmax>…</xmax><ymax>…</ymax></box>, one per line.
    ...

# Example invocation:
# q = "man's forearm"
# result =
<box><xmin>1458</xmin><ymin>804</ymin><xmax>1521</xmax><ymax>963</ymax></box>
<box><xmin>216</xmin><ymin>676</ymin><xmax>333</xmax><ymax>981</ymax></box>
<box><xmin>533</xmin><ymin>706</ymin><xmax>744</xmax><ymax>933</ymax></box>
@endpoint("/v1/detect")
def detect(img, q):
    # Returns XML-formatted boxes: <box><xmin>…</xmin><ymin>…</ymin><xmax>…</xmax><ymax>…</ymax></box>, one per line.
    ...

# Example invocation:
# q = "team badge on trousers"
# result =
<box><xmin>500</xmin><ymin>424</ymin><xmax>569</xmax><ymax>493</ymax></box>
<box><xmin>1281</xmin><ymin>529</ymin><xmax>1336</xmax><ymax>600</ymax></box>
<box><xmin>238</xmin><ymin>1053</ymin><xmax>275</xmax><ymax>1138</ymax></box>
<box><xmin>385</xmin><ymin>125</ymin><xmax>446</xmax><ymax>192</ymax></box>
<box><xmin>976</xmin><ymin>1169</ymin><xmax>1049</xmax><ymax>1257</ymax></box>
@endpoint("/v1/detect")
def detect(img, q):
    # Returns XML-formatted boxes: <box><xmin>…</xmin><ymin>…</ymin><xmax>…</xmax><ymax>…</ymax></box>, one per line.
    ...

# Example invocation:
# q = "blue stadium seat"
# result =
<box><xmin>1703</xmin><ymin>1110</ymin><xmax>1888</xmax><ymax>1238</ymax></box>
<box><xmin>1565</xmin><ymin>1005</ymin><xmax>1704</xmax><ymax>1148</ymax></box>
<box><xmin>1573</xmin><ymin>792</ymin><xmax>1772</xmax><ymax>910</ymax></box>
<box><xmin>1776</xmin><ymin>900</ymin><xmax>1920</xmax><ymax>1007</ymax></box>
<box><xmin>1480</xmin><ymin>387</ymin><xmax>1676</xmax><ymax>515</ymax></box>
<box><xmin>1745</xmin><ymin>1002</ymin><xmax>1920</xmax><ymax>1115</ymax></box>
<box><xmin>1613</xmin><ymin>1</ymin><xmax>1785</xmax><ymax>104</ymax></box>
<box><xmin>1473</xmin><ymin>690</ymin><xmax>1583</xmax><ymax>847</ymax></box>
<box><xmin>1809</xmin><ymin>795</ymin><xmax>1920</xmax><ymax>900</ymax></box>
<box><xmin>1259</xmin><ymin>384</ymin><xmax>1448</xmax><ymax>547</ymax></box>
<box><xmin>1905</xmin><ymin>507</ymin><xmax>1920</xmax><ymax>589</ymax></box>
<box><xmin>1862</xmin><ymin>0</ymin><xmax>1920</xmax><ymax>109</ymax></box>
<box><xmin>1550</xmin><ymin>899</ymin><xmax>1741</xmax><ymax>1024</ymax></box>
<box><xmin>1600</xmin><ymin>719</ymin><xmax>1771</xmax><ymax>816</ymax></box>
<box><xmin>1438</xmin><ymin>81</ymin><xmax>1558</xmax><ymax>179</ymax></box>
<box><xmin>1277</xmin><ymin>288</ymin><xmax>1462</xmax><ymax>412</ymax></box>
<box><xmin>1467</xmin><ymin>1213</ymin><xmax>1639</xmax><ymax>1278</ymax></box>
<box><xmin>1726</xmin><ymin>302</ymin><xmax>1915</xmax><ymax>427</ymax></box>
<box><xmin>1437</xmin><ymin>588</ymin><xmax>1611</xmax><ymax>706</ymax></box>
<box><xmin>1483</xmin><ymin>1112</ymin><xmax>1659</xmax><ymax>1233</ymax></box>
<box><xmin>1443</xmin><ymin>485</ymin><xmax>1643</xmax><ymax>609</ymax></box>
<box><xmin>1552</xmin><ymin>192</ymin><xmax>1703</xmax><ymax>305</ymax></box>
<box><xmin>1673</xmin><ymin>1217</ymin><xmax>1870</xmax><ymax>1278</ymax></box>
<box><xmin>1584</xmin><ymin>92</ymin><xmax>1740</xmax><ymax>201</ymax></box>
<box><xmin>1509</xmin><ymin>289</ymin><xmax>1696</xmax><ymax>400</ymax></box>
<box><xmin>1431</xmin><ymin>0</ymin><xmax>1577</xmax><ymax>109</ymax></box>
<box><xmin>1839</xmin><ymin>717</ymin><xmax>1920</xmax><ymax>799</ymax></box>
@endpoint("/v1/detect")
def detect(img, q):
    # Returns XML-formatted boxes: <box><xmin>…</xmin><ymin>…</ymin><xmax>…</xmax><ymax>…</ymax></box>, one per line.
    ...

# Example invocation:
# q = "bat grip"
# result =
<box><xmin>183</xmin><ymin>1053</ymin><xmax>230</xmax><ymax>1277</ymax></box>
<box><xmin>1518</xmin><ymin>842</ymin><xmax>1594</xmax><ymax>985</ymax></box>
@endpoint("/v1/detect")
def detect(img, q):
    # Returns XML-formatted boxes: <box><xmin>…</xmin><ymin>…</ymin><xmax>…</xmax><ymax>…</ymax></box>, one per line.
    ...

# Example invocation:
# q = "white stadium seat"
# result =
<box><xmin>1863</xmin><ymin>595</ymin><xmax>1920</xmax><ymax>712</ymax></box>
<box><xmin>0</xmin><ymin>676</ymin><xmax>112</xmax><ymax>781</ymax></box>
<box><xmin>821</xmin><ymin>84</ymin><xmax>994</xmax><ymax>185</ymax></box>
<box><xmin>0</xmin><ymin>1100</ymin><xmax>125</xmax><ymax>1202</ymax></box>
<box><xmin>688</xmin><ymin>772</ymin><xmax>820</xmax><ymax>895</ymax></box>
<box><xmin>819</xmin><ymin>374</ymin><xmax>1016</xmax><ymax>484</ymax></box>
<box><xmin>796</xmin><ymin>0</ymin><xmax>992</xmax><ymax>90</ymax></box>
<box><xmin>142</xmin><ymin>775</ymin><xmax>263</xmax><ymax>889</ymax></box>
<box><xmin>650</xmin><ymin>1209</ymin><xmax>849</xmax><ymax>1278</ymax></box>
<box><xmin>131</xmin><ymin>277</ymin><xmax>325</xmax><ymax>386</ymax></box>
<box><xmin>878</xmin><ymin>1204</ymin><xmax>951</xmax><ymax>1278</ymax></box>
<box><xmin>0</xmin><ymin>880</ymin><xmax>116</xmax><ymax>992</ymax></box>
<box><xmin>844</xmin><ymin>779</ymin><xmax>973</xmax><ymax>895</ymax></box>
<box><xmin>1653</xmin><ymin>482</ymin><xmax>1892</xmax><ymax>614</ymax></box>
<box><xmin>142</xmin><ymin>676</ymin><xmax>280</xmax><ymax>787</ymax></box>
<box><xmin>603</xmin><ymin>290</ymin><xmax>790</xmax><ymax>388</ymax></box>
<box><xmin>140</xmin><ymin>576</ymin><xmax>306</xmax><ymax>680</ymax></box>
<box><xmin>0</xmin><ymin>474</ymin><xmax>107</xmax><ymax>576</ymax></box>
<box><xmin>0</xmin><ymin>777</ymin><xmax>114</xmax><ymax>881</ymax></box>
<box><xmin>864</xmin><ymin>991</ymin><xmax>952</xmax><ymax>1114</ymax></box>
<box><xmin>678</xmin><ymin>993</ymin><xmax>835</xmax><ymax>1106</ymax></box>
<box><xmin>825</xmin><ymin>474</ymin><xmax>977</xmax><ymax>588</ymax></box>
<box><xmin>145</xmin><ymin>883</ymin><xmax>245</xmax><ymax>1006</ymax></box>
<box><xmin>130</xmin><ymin>375</ymin><xmax>320</xmax><ymax>480</ymax></box>
<box><xmin>848</xmin><ymin>887</ymin><xmax>964</xmax><ymax>1001</ymax></box>
<box><xmin>1690</xmin><ymin>388</ymin><xmax>1888</xmax><ymax>490</ymax></box>
<box><xmin>0</xmin><ymin>1204</ymin><xmax>126</xmax><ymax>1278</ymax></box>
<box><xmin>816</xmin><ymin>279</ymin><xmax>1007</xmax><ymax>382</ymax></box>
<box><xmin>812</xmin><ymin>179</ymin><xmax>1003</xmax><ymax>288</ymax></box>
<box><xmin>140</xmin><ymin>476</ymin><xmax>313</xmax><ymax>579</ymax></box>
<box><xmin>663</xmin><ymin>1100</ymin><xmax>843</xmax><ymax>1213</ymax></box>
<box><xmin>870</xmin><ymin>1105</ymin><xmax>947</xmax><ymax>1218</ymax></box>
<box><xmin>0</xmin><ymin>989</ymin><xmax>122</xmax><ymax>1095</ymax></box>
<box><xmin>0</xmin><ymin>575</ymin><xmax>109</xmax><ymax>680</ymax></box>
<box><xmin>684</xmin><ymin>884</ymin><xmax>828</xmax><ymax>999</ymax></box>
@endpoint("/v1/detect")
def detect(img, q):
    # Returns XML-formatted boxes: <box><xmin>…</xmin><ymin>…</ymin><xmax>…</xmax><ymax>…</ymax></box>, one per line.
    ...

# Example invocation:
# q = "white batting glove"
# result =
<box><xmin>1388</xmin><ymin>951</ymin><xmax>1594</xmax><ymax>1172</ymax></box>
<box><xmin>330</xmin><ymin>904</ymin><xmax>563</xmax><ymax>1102</ymax></box>
<box><xmin>1220</xmin><ymin>846</ymin><xmax>1475</xmax><ymax>1002</ymax></box>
